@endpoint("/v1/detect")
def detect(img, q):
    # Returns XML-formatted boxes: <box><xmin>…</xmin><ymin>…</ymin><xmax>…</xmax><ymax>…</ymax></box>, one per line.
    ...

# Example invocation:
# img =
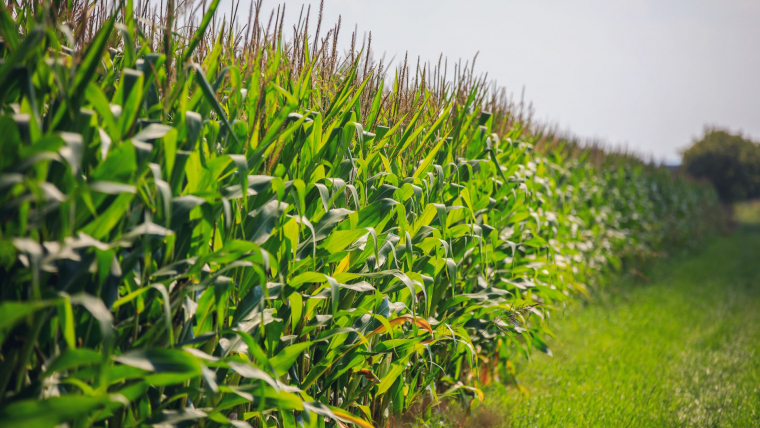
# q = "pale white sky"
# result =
<box><xmin>222</xmin><ymin>0</ymin><xmax>760</xmax><ymax>163</ymax></box>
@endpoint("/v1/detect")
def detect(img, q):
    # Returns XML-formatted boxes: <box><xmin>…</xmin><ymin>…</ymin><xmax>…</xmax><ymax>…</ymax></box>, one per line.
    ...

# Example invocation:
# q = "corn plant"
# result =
<box><xmin>0</xmin><ymin>1</ymin><xmax>722</xmax><ymax>427</ymax></box>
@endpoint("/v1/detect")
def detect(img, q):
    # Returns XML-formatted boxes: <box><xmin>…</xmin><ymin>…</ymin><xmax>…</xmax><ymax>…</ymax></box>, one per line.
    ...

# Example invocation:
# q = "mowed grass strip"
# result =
<box><xmin>473</xmin><ymin>226</ymin><xmax>760</xmax><ymax>427</ymax></box>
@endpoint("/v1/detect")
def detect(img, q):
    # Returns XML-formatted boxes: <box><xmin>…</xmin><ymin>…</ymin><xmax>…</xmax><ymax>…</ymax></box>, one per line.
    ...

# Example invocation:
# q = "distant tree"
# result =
<box><xmin>682</xmin><ymin>129</ymin><xmax>760</xmax><ymax>202</ymax></box>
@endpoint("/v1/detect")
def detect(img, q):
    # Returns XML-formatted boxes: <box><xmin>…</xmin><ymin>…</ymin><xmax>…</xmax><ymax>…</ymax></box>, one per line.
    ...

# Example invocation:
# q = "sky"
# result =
<box><xmin>220</xmin><ymin>0</ymin><xmax>760</xmax><ymax>163</ymax></box>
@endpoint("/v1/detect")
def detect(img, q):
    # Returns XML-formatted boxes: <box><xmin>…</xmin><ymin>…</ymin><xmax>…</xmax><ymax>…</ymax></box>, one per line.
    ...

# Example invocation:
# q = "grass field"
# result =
<box><xmin>467</xmin><ymin>224</ymin><xmax>760</xmax><ymax>427</ymax></box>
<box><xmin>735</xmin><ymin>201</ymin><xmax>760</xmax><ymax>225</ymax></box>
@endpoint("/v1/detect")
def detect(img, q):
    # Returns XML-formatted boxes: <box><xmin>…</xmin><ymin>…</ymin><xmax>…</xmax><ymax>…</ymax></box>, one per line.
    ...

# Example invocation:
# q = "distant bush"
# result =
<box><xmin>682</xmin><ymin>129</ymin><xmax>760</xmax><ymax>202</ymax></box>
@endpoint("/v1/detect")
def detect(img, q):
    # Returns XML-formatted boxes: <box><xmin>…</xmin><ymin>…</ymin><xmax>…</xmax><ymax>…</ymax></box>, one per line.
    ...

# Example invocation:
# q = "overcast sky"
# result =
<box><xmin>222</xmin><ymin>0</ymin><xmax>760</xmax><ymax>163</ymax></box>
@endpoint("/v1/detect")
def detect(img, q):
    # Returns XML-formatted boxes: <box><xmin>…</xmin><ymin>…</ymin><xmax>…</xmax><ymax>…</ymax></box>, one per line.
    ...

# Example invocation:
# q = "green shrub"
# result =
<box><xmin>0</xmin><ymin>1</ymin><xmax>721</xmax><ymax>427</ymax></box>
<box><xmin>682</xmin><ymin>128</ymin><xmax>760</xmax><ymax>202</ymax></box>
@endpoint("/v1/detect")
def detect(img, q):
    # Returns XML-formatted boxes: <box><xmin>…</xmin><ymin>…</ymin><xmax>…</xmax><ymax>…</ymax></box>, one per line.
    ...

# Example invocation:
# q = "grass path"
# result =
<box><xmin>473</xmin><ymin>227</ymin><xmax>760</xmax><ymax>427</ymax></box>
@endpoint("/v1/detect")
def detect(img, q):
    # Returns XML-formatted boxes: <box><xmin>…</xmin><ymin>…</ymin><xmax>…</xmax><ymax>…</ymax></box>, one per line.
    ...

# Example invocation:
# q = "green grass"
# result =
<box><xmin>734</xmin><ymin>201</ymin><xmax>760</xmax><ymax>225</ymax></box>
<box><xmin>470</xmin><ymin>227</ymin><xmax>760</xmax><ymax>427</ymax></box>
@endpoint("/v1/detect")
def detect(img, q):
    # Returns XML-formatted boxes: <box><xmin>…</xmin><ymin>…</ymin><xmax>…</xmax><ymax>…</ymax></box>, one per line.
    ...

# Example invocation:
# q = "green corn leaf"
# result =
<box><xmin>0</xmin><ymin>396</ymin><xmax>114</xmax><ymax>428</ymax></box>
<box><xmin>115</xmin><ymin>349</ymin><xmax>203</xmax><ymax>386</ymax></box>
<box><xmin>248</xmin><ymin>200</ymin><xmax>289</xmax><ymax>245</ymax></box>
<box><xmin>270</xmin><ymin>341</ymin><xmax>313</xmax><ymax>377</ymax></box>
<box><xmin>0</xmin><ymin>26</ymin><xmax>44</xmax><ymax>104</ymax></box>
<box><xmin>180</xmin><ymin>0</ymin><xmax>221</xmax><ymax>65</ymax></box>
<box><xmin>192</xmin><ymin>64</ymin><xmax>241</xmax><ymax>148</ymax></box>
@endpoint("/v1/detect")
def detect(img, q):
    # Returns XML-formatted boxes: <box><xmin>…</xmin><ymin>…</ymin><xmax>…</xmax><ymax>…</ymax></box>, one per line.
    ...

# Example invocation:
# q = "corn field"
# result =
<box><xmin>0</xmin><ymin>1</ymin><xmax>723</xmax><ymax>427</ymax></box>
